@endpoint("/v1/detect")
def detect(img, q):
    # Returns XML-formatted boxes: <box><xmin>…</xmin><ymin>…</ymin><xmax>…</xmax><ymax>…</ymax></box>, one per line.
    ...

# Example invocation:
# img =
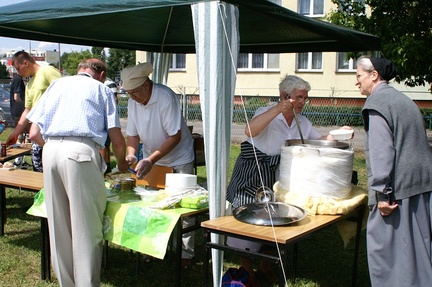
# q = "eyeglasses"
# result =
<box><xmin>127</xmin><ymin>83</ymin><xmax>145</xmax><ymax>97</ymax></box>
<box><xmin>290</xmin><ymin>94</ymin><xmax>310</xmax><ymax>104</ymax></box>
<box><xmin>356</xmin><ymin>71</ymin><xmax>373</xmax><ymax>80</ymax></box>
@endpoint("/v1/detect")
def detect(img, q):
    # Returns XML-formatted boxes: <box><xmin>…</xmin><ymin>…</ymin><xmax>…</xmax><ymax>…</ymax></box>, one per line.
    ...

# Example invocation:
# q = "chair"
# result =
<box><xmin>192</xmin><ymin>133</ymin><xmax>206</xmax><ymax>175</ymax></box>
<box><xmin>131</xmin><ymin>164</ymin><xmax>173</xmax><ymax>188</ymax></box>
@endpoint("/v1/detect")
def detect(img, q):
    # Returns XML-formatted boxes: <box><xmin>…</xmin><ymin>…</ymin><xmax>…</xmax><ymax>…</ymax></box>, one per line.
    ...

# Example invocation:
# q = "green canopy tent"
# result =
<box><xmin>0</xmin><ymin>1</ymin><xmax>380</xmax><ymax>285</ymax></box>
<box><xmin>0</xmin><ymin>0</ymin><xmax>379</xmax><ymax>53</ymax></box>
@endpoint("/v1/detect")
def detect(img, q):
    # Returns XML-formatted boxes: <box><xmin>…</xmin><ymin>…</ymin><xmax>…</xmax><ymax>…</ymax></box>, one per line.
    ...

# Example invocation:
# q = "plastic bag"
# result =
<box><xmin>279</xmin><ymin>145</ymin><xmax>354</xmax><ymax>198</ymax></box>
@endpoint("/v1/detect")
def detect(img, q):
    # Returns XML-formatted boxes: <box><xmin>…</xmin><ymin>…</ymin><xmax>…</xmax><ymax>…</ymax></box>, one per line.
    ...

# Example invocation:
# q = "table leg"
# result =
<box><xmin>280</xmin><ymin>245</ymin><xmax>288</xmax><ymax>287</ymax></box>
<box><xmin>174</xmin><ymin>218</ymin><xmax>183</xmax><ymax>287</ymax></box>
<box><xmin>40</xmin><ymin>217</ymin><xmax>51</xmax><ymax>280</ymax></box>
<box><xmin>135</xmin><ymin>252</ymin><xmax>140</xmax><ymax>276</ymax></box>
<box><xmin>278</xmin><ymin>258</ymin><xmax>285</xmax><ymax>287</ymax></box>
<box><xmin>351</xmin><ymin>206</ymin><xmax>364</xmax><ymax>287</ymax></box>
<box><xmin>291</xmin><ymin>243</ymin><xmax>298</xmax><ymax>284</ymax></box>
<box><xmin>103</xmin><ymin>240</ymin><xmax>109</xmax><ymax>269</ymax></box>
<box><xmin>0</xmin><ymin>186</ymin><xmax>6</xmax><ymax>236</ymax></box>
<box><xmin>203</xmin><ymin>231</ymin><xmax>210</xmax><ymax>287</ymax></box>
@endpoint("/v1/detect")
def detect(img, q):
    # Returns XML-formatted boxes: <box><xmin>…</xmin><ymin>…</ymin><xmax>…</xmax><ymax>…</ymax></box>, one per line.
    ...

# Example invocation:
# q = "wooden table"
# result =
<box><xmin>0</xmin><ymin>169</ymin><xmax>49</xmax><ymax>280</ymax></box>
<box><xmin>0</xmin><ymin>165</ymin><xmax>40</xmax><ymax>236</ymax></box>
<box><xmin>201</xmin><ymin>207</ymin><xmax>364</xmax><ymax>287</ymax></box>
<box><xmin>23</xmin><ymin>176</ymin><xmax>208</xmax><ymax>286</ymax></box>
<box><xmin>0</xmin><ymin>145</ymin><xmax>31</xmax><ymax>163</ymax></box>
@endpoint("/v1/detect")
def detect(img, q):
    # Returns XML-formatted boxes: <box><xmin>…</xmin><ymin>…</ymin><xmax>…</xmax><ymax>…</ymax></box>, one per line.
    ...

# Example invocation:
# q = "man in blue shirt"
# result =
<box><xmin>27</xmin><ymin>58</ymin><xmax>128</xmax><ymax>287</ymax></box>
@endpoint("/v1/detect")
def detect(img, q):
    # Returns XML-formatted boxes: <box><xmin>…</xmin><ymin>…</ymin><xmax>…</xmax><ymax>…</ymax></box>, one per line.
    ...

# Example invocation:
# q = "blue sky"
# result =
<box><xmin>0</xmin><ymin>36</ymin><xmax>92</xmax><ymax>55</ymax></box>
<box><xmin>0</xmin><ymin>1</ymin><xmax>91</xmax><ymax>54</ymax></box>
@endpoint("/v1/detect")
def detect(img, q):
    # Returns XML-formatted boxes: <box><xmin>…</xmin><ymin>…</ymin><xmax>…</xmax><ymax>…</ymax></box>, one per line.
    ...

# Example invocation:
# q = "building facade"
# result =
<box><xmin>136</xmin><ymin>0</ymin><xmax>430</xmax><ymax>101</ymax></box>
<box><xmin>1</xmin><ymin>49</ymin><xmax>57</xmax><ymax>77</ymax></box>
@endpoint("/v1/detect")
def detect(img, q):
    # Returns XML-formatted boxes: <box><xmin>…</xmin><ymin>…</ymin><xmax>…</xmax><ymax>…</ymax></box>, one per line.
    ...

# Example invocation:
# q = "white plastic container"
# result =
<box><xmin>329</xmin><ymin>129</ymin><xmax>354</xmax><ymax>140</ymax></box>
<box><xmin>165</xmin><ymin>174</ymin><xmax>197</xmax><ymax>195</ymax></box>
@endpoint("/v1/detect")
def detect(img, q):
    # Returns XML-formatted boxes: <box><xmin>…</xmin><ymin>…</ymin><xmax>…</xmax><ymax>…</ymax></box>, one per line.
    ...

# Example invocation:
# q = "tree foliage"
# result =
<box><xmin>327</xmin><ymin>0</ymin><xmax>432</xmax><ymax>87</ymax></box>
<box><xmin>0</xmin><ymin>64</ymin><xmax>9</xmax><ymax>79</ymax></box>
<box><xmin>106</xmin><ymin>48</ymin><xmax>136</xmax><ymax>81</ymax></box>
<box><xmin>59</xmin><ymin>47</ymin><xmax>135</xmax><ymax>82</ymax></box>
<box><xmin>60</xmin><ymin>50</ymin><xmax>94</xmax><ymax>75</ymax></box>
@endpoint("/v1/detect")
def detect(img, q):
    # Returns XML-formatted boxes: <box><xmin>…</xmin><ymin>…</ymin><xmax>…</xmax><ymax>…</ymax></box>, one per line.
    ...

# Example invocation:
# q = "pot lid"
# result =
<box><xmin>233</xmin><ymin>202</ymin><xmax>307</xmax><ymax>226</ymax></box>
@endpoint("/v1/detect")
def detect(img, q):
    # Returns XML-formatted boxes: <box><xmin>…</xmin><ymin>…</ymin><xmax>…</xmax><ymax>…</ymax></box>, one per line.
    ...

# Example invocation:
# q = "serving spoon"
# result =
<box><xmin>292</xmin><ymin>106</ymin><xmax>305</xmax><ymax>144</ymax></box>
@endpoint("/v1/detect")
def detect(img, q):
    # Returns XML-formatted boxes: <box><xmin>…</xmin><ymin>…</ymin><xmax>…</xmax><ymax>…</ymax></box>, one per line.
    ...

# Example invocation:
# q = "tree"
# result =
<box><xmin>0</xmin><ymin>64</ymin><xmax>9</xmax><ymax>79</ymax></box>
<box><xmin>58</xmin><ymin>47</ymin><xmax>135</xmax><ymax>81</ymax></box>
<box><xmin>327</xmin><ymin>0</ymin><xmax>432</xmax><ymax>87</ymax></box>
<box><xmin>91</xmin><ymin>47</ymin><xmax>105</xmax><ymax>62</ymax></box>
<box><xmin>60</xmin><ymin>50</ymin><xmax>94</xmax><ymax>75</ymax></box>
<box><xmin>105</xmin><ymin>48</ymin><xmax>136</xmax><ymax>81</ymax></box>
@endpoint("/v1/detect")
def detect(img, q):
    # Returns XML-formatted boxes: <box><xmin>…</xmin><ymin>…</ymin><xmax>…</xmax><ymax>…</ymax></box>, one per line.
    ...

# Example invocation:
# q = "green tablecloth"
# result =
<box><xmin>27</xmin><ymin>185</ymin><xmax>205</xmax><ymax>259</ymax></box>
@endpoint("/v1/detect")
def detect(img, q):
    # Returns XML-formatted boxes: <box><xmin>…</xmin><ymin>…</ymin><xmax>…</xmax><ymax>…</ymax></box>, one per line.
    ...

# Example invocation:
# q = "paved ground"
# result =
<box><xmin>120</xmin><ymin>119</ymin><xmax>367</xmax><ymax>150</ymax></box>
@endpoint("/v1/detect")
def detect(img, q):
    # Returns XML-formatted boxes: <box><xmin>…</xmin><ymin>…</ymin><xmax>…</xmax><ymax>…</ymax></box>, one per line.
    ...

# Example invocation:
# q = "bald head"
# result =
<box><xmin>77</xmin><ymin>58</ymin><xmax>107</xmax><ymax>82</ymax></box>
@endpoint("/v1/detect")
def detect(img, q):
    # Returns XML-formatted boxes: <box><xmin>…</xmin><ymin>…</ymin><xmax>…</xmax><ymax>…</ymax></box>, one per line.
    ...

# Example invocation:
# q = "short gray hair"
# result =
<box><xmin>279</xmin><ymin>75</ymin><xmax>311</xmax><ymax>94</ymax></box>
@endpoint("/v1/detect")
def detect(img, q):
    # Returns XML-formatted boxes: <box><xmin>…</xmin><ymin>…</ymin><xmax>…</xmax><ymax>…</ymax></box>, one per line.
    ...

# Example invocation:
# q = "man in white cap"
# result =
<box><xmin>101</xmin><ymin>78</ymin><xmax>119</xmax><ymax>174</ymax></box>
<box><xmin>121</xmin><ymin>62</ymin><xmax>195</xmax><ymax>266</ymax></box>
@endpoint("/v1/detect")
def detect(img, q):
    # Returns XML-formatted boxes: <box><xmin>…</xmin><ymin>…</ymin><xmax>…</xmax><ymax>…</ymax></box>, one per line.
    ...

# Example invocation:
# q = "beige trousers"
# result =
<box><xmin>43</xmin><ymin>137</ymin><xmax>106</xmax><ymax>287</ymax></box>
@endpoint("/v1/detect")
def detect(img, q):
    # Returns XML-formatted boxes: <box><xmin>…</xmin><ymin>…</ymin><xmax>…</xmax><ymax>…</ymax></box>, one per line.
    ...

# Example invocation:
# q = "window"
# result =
<box><xmin>237</xmin><ymin>53</ymin><xmax>279</xmax><ymax>71</ymax></box>
<box><xmin>336</xmin><ymin>52</ymin><xmax>357</xmax><ymax>71</ymax></box>
<box><xmin>298</xmin><ymin>0</ymin><xmax>324</xmax><ymax>16</ymax></box>
<box><xmin>148</xmin><ymin>53</ymin><xmax>186</xmax><ymax>70</ymax></box>
<box><xmin>297</xmin><ymin>52</ymin><xmax>322</xmax><ymax>71</ymax></box>
<box><xmin>170</xmin><ymin>54</ymin><xmax>186</xmax><ymax>70</ymax></box>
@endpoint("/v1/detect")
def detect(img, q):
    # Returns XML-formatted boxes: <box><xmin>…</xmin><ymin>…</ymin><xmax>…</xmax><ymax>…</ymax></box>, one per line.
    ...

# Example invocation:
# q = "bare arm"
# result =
<box><xmin>6</xmin><ymin>108</ymin><xmax>31</xmax><ymax>145</ymax></box>
<box><xmin>126</xmin><ymin>135</ymin><xmax>140</xmax><ymax>158</ymax></box>
<box><xmin>28</xmin><ymin>123</ymin><xmax>45</xmax><ymax>146</ymax></box>
<box><xmin>147</xmin><ymin>131</ymin><xmax>181</xmax><ymax>164</ymax></box>
<box><xmin>108</xmin><ymin>127</ymin><xmax>128</xmax><ymax>173</ymax></box>
<box><xmin>132</xmin><ymin>131</ymin><xmax>182</xmax><ymax>179</ymax></box>
<box><xmin>14</xmin><ymin>92</ymin><xmax>22</xmax><ymax>102</ymax></box>
<box><xmin>246</xmin><ymin>97</ymin><xmax>294</xmax><ymax>137</ymax></box>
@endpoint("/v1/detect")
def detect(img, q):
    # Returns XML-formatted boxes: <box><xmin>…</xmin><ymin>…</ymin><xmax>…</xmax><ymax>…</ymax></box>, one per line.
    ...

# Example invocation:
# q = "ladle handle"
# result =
<box><xmin>292</xmin><ymin>107</ymin><xmax>305</xmax><ymax>144</ymax></box>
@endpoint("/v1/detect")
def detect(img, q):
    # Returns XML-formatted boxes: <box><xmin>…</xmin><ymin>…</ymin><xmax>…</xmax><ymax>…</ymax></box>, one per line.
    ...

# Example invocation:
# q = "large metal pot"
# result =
<box><xmin>285</xmin><ymin>139</ymin><xmax>349</xmax><ymax>149</ymax></box>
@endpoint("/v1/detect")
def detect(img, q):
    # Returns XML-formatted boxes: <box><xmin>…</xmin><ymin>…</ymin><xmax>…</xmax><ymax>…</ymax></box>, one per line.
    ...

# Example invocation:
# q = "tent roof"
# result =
<box><xmin>0</xmin><ymin>0</ymin><xmax>380</xmax><ymax>53</ymax></box>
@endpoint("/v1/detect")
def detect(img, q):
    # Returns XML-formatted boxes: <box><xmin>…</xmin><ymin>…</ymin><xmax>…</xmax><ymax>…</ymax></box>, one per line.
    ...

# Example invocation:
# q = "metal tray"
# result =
<box><xmin>233</xmin><ymin>202</ymin><xmax>307</xmax><ymax>226</ymax></box>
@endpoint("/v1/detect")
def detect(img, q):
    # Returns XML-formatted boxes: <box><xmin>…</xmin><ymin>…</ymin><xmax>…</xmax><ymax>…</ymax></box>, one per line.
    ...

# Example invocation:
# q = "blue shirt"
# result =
<box><xmin>27</xmin><ymin>73</ymin><xmax>120</xmax><ymax>147</ymax></box>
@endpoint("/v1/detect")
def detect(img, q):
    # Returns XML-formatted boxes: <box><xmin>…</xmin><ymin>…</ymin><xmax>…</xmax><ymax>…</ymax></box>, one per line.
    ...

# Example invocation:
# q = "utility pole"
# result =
<box><xmin>58</xmin><ymin>43</ymin><xmax>61</xmax><ymax>72</ymax></box>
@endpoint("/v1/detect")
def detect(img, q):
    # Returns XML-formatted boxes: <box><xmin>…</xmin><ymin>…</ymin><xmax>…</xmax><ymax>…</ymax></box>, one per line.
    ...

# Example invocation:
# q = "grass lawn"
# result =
<box><xmin>0</xmin><ymin>128</ymin><xmax>371</xmax><ymax>286</ymax></box>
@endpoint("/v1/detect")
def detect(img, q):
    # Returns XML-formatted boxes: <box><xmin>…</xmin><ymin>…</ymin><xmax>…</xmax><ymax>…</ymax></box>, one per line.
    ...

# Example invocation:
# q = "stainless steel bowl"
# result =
<box><xmin>233</xmin><ymin>202</ymin><xmax>306</xmax><ymax>226</ymax></box>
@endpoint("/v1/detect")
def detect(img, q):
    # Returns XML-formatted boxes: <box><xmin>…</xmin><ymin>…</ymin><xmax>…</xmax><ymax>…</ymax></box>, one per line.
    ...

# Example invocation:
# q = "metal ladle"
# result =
<box><xmin>292</xmin><ymin>106</ymin><xmax>305</xmax><ymax>144</ymax></box>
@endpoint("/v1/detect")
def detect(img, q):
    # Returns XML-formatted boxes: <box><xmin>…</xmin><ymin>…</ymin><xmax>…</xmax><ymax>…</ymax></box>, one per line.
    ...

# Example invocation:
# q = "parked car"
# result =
<box><xmin>0</xmin><ymin>87</ymin><xmax>13</xmax><ymax>126</ymax></box>
<box><xmin>0</xmin><ymin>83</ymin><xmax>11</xmax><ymax>92</ymax></box>
<box><xmin>0</xmin><ymin>106</ymin><xmax>5</xmax><ymax>123</ymax></box>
